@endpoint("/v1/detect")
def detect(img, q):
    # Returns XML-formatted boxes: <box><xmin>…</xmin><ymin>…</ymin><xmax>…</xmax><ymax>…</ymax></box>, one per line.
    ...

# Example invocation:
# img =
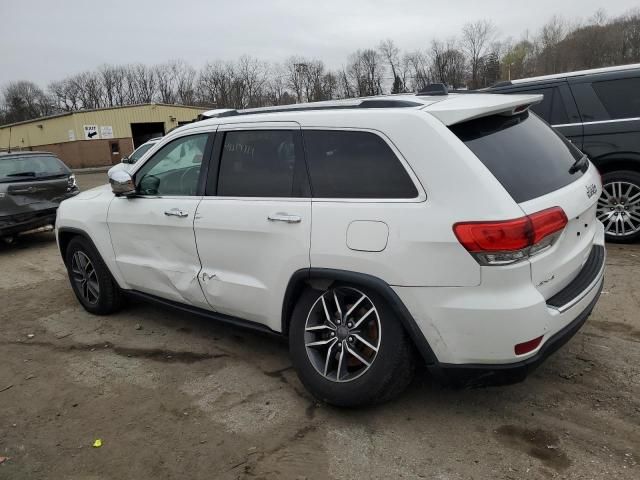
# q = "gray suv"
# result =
<box><xmin>0</xmin><ymin>151</ymin><xmax>79</xmax><ymax>242</ymax></box>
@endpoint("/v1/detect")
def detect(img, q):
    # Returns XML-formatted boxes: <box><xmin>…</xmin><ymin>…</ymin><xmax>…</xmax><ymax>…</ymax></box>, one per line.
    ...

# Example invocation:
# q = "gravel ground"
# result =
<box><xmin>0</xmin><ymin>173</ymin><xmax>638</xmax><ymax>479</ymax></box>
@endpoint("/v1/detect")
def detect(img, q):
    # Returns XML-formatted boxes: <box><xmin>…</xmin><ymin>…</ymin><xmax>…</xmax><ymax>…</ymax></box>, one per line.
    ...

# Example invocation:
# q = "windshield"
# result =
<box><xmin>450</xmin><ymin>111</ymin><xmax>585</xmax><ymax>203</ymax></box>
<box><xmin>0</xmin><ymin>155</ymin><xmax>69</xmax><ymax>182</ymax></box>
<box><xmin>129</xmin><ymin>143</ymin><xmax>154</xmax><ymax>163</ymax></box>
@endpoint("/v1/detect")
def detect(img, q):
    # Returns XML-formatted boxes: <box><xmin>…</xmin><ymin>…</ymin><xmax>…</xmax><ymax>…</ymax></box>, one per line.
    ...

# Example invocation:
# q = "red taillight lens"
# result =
<box><xmin>453</xmin><ymin>217</ymin><xmax>531</xmax><ymax>252</ymax></box>
<box><xmin>529</xmin><ymin>207</ymin><xmax>568</xmax><ymax>244</ymax></box>
<box><xmin>453</xmin><ymin>207</ymin><xmax>567</xmax><ymax>265</ymax></box>
<box><xmin>514</xmin><ymin>335</ymin><xmax>544</xmax><ymax>355</ymax></box>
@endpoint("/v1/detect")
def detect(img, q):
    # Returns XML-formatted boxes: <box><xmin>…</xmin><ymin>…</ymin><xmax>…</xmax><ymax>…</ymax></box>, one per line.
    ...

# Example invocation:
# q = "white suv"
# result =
<box><xmin>56</xmin><ymin>89</ymin><xmax>605</xmax><ymax>406</ymax></box>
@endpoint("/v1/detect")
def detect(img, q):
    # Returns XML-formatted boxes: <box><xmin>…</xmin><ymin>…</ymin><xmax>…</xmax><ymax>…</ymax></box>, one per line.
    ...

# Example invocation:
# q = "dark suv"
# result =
<box><xmin>488</xmin><ymin>64</ymin><xmax>640</xmax><ymax>242</ymax></box>
<box><xmin>0</xmin><ymin>151</ymin><xmax>79</xmax><ymax>242</ymax></box>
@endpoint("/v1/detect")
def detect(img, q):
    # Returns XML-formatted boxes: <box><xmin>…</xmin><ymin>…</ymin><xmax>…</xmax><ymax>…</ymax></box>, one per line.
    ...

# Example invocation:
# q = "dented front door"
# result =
<box><xmin>106</xmin><ymin>132</ymin><xmax>214</xmax><ymax>309</ymax></box>
<box><xmin>108</xmin><ymin>195</ymin><xmax>209</xmax><ymax>308</ymax></box>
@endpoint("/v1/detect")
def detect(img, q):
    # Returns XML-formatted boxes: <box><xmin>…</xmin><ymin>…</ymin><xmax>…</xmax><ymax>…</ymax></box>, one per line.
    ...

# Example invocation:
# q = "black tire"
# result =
<box><xmin>65</xmin><ymin>236</ymin><xmax>123</xmax><ymax>315</ymax></box>
<box><xmin>289</xmin><ymin>284</ymin><xmax>415</xmax><ymax>407</ymax></box>
<box><xmin>600</xmin><ymin>170</ymin><xmax>640</xmax><ymax>243</ymax></box>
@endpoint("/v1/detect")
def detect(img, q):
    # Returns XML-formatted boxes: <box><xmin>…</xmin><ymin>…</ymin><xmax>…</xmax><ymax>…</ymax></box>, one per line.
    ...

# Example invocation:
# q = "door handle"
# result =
<box><xmin>268</xmin><ymin>212</ymin><xmax>302</xmax><ymax>224</ymax></box>
<box><xmin>164</xmin><ymin>208</ymin><xmax>189</xmax><ymax>218</ymax></box>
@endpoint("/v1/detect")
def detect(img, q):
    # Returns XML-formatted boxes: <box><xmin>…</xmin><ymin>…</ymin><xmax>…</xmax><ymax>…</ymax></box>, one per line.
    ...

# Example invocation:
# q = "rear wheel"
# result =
<box><xmin>65</xmin><ymin>236</ymin><xmax>123</xmax><ymax>315</ymax></box>
<box><xmin>289</xmin><ymin>285</ymin><xmax>415</xmax><ymax>407</ymax></box>
<box><xmin>598</xmin><ymin>170</ymin><xmax>640</xmax><ymax>243</ymax></box>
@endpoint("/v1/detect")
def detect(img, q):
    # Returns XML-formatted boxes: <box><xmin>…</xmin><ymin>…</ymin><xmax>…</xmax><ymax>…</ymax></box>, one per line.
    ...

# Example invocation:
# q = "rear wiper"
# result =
<box><xmin>569</xmin><ymin>154</ymin><xmax>589</xmax><ymax>174</ymax></box>
<box><xmin>6</xmin><ymin>171</ymin><xmax>37</xmax><ymax>177</ymax></box>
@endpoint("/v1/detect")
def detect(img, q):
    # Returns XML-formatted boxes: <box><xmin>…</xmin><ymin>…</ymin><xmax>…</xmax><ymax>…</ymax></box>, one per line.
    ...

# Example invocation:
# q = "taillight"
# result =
<box><xmin>453</xmin><ymin>207</ymin><xmax>568</xmax><ymax>265</ymax></box>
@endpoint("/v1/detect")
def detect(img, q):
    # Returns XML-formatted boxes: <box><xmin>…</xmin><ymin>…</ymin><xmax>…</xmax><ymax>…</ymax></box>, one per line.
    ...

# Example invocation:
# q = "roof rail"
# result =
<box><xmin>196</xmin><ymin>98</ymin><xmax>423</xmax><ymax>120</ymax></box>
<box><xmin>417</xmin><ymin>83</ymin><xmax>448</xmax><ymax>96</ymax></box>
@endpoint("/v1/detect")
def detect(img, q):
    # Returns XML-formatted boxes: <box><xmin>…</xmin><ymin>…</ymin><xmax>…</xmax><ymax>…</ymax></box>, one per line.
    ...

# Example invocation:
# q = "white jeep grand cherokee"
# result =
<box><xmin>56</xmin><ymin>88</ymin><xmax>605</xmax><ymax>406</ymax></box>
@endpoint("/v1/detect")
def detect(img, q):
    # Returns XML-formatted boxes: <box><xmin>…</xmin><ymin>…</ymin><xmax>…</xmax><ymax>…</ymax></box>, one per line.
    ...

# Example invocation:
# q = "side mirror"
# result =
<box><xmin>109</xmin><ymin>169</ymin><xmax>136</xmax><ymax>196</ymax></box>
<box><xmin>121</xmin><ymin>156</ymin><xmax>129</xmax><ymax>164</ymax></box>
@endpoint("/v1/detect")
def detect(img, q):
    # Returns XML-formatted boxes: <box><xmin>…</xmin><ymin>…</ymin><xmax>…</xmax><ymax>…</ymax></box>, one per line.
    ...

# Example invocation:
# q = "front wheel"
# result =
<box><xmin>65</xmin><ymin>236</ymin><xmax>123</xmax><ymax>315</ymax></box>
<box><xmin>598</xmin><ymin>170</ymin><xmax>640</xmax><ymax>243</ymax></box>
<box><xmin>289</xmin><ymin>285</ymin><xmax>415</xmax><ymax>407</ymax></box>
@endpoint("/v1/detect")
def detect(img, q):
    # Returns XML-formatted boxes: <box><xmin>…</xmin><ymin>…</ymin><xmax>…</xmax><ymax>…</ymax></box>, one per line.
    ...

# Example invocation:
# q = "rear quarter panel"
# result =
<box><xmin>299</xmin><ymin>109</ymin><xmax>525</xmax><ymax>287</ymax></box>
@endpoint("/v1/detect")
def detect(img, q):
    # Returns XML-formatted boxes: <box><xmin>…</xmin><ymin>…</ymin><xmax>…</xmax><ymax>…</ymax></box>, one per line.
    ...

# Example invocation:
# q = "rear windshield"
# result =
<box><xmin>0</xmin><ymin>155</ymin><xmax>69</xmax><ymax>182</ymax></box>
<box><xmin>450</xmin><ymin>111</ymin><xmax>584</xmax><ymax>203</ymax></box>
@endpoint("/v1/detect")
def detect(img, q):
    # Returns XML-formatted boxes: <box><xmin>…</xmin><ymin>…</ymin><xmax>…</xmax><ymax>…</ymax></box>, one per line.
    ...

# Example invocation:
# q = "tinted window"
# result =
<box><xmin>521</xmin><ymin>88</ymin><xmax>569</xmax><ymax>125</ymax></box>
<box><xmin>0</xmin><ymin>155</ymin><xmax>68</xmax><ymax>182</ymax></box>
<box><xmin>217</xmin><ymin>130</ymin><xmax>308</xmax><ymax>197</ymax></box>
<box><xmin>592</xmin><ymin>77</ymin><xmax>640</xmax><ymax>120</ymax></box>
<box><xmin>135</xmin><ymin>134</ymin><xmax>208</xmax><ymax>196</ymax></box>
<box><xmin>303</xmin><ymin>130</ymin><xmax>418</xmax><ymax>198</ymax></box>
<box><xmin>450</xmin><ymin>112</ymin><xmax>584</xmax><ymax>203</ymax></box>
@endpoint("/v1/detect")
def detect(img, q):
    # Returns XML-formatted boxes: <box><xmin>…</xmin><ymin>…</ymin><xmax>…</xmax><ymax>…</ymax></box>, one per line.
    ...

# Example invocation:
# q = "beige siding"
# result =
<box><xmin>0</xmin><ymin>104</ymin><xmax>206</xmax><ymax>151</ymax></box>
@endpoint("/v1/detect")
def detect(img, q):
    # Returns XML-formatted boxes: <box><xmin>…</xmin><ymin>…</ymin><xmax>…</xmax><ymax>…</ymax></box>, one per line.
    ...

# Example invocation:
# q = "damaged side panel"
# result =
<box><xmin>107</xmin><ymin>196</ymin><xmax>210</xmax><ymax>309</ymax></box>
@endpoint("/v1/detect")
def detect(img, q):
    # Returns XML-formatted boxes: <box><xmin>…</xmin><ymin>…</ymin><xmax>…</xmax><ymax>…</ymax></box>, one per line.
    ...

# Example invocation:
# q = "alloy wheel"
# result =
<box><xmin>597</xmin><ymin>181</ymin><xmax>640</xmax><ymax>238</ymax></box>
<box><xmin>71</xmin><ymin>251</ymin><xmax>100</xmax><ymax>305</ymax></box>
<box><xmin>304</xmin><ymin>287</ymin><xmax>381</xmax><ymax>383</ymax></box>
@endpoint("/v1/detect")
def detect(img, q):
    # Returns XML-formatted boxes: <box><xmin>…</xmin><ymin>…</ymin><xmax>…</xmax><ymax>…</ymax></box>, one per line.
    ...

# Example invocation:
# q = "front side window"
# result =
<box><xmin>303</xmin><ymin>130</ymin><xmax>418</xmax><ymax>199</ymax></box>
<box><xmin>135</xmin><ymin>134</ymin><xmax>208</xmax><ymax>196</ymax></box>
<box><xmin>592</xmin><ymin>77</ymin><xmax>640</xmax><ymax>120</ymax></box>
<box><xmin>217</xmin><ymin>130</ymin><xmax>308</xmax><ymax>197</ymax></box>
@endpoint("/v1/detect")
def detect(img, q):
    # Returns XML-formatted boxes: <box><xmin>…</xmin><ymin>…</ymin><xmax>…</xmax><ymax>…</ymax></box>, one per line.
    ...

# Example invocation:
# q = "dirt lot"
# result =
<box><xmin>1</xmin><ymin>172</ymin><xmax>639</xmax><ymax>479</ymax></box>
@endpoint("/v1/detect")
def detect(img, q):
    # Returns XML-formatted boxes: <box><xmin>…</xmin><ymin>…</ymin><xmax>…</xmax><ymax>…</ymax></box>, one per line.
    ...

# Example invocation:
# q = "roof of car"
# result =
<box><xmin>0</xmin><ymin>150</ymin><xmax>57</xmax><ymax>158</ymax></box>
<box><xmin>173</xmin><ymin>92</ymin><xmax>542</xmax><ymax>131</ymax></box>
<box><xmin>506</xmin><ymin>62</ymin><xmax>640</xmax><ymax>85</ymax></box>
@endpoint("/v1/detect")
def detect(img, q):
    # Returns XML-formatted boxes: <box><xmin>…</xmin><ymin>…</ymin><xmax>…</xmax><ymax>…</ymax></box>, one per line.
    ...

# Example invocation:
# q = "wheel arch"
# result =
<box><xmin>591</xmin><ymin>153</ymin><xmax>640</xmax><ymax>174</ymax></box>
<box><xmin>281</xmin><ymin>268</ymin><xmax>438</xmax><ymax>364</ymax></box>
<box><xmin>57</xmin><ymin>227</ymin><xmax>99</xmax><ymax>261</ymax></box>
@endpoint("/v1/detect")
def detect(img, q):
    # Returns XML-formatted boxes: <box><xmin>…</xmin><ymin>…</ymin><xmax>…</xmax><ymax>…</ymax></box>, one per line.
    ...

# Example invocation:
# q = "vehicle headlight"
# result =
<box><xmin>67</xmin><ymin>174</ymin><xmax>77</xmax><ymax>189</ymax></box>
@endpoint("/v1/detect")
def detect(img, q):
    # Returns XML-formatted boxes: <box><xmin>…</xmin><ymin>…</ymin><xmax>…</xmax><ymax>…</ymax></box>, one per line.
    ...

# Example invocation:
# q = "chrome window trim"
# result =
<box><xmin>552</xmin><ymin>116</ymin><xmax>640</xmax><ymax>128</ymax></box>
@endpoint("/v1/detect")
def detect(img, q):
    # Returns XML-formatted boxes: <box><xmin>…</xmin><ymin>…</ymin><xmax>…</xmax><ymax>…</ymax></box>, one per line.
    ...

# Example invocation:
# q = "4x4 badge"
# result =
<box><xmin>586</xmin><ymin>184</ymin><xmax>598</xmax><ymax>198</ymax></box>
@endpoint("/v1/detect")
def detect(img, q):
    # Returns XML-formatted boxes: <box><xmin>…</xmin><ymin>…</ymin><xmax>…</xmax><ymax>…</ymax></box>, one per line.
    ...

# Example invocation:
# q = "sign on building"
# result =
<box><xmin>100</xmin><ymin>126</ymin><xmax>114</xmax><ymax>139</ymax></box>
<box><xmin>83</xmin><ymin>125</ymin><xmax>99</xmax><ymax>140</ymax></box>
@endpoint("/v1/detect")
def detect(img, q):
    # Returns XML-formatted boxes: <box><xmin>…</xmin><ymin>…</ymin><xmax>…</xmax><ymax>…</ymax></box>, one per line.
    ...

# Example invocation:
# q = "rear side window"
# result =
<box><xmin>517</xmin><ymin>87</ymin><xmax>569</xmax><ymax>125</ymax></box>
<box><xmin>217</xmin><ymin>130</ymin><xmax>309</xmax><ymax>197</ymax></box>
<box><xmin>303</xmin><ymin>130</ymin><xmax>418</xmax><ymax>198</ymax></box>
<box><xmin>592</xmin><ymin>77</ymin><xmax>640</xmax><ymax>120</ymax></box>
<box><xmin>450</xmin><ymin>112</ymin><xmax>584</xmax><ymax>203</ymax></box>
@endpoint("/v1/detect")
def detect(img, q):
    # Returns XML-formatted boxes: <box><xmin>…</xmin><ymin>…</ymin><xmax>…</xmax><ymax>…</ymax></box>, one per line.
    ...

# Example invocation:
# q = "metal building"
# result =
<box><xmin>0</xmin><ymin>103</ymin><xmax>206</xmax><ymax>168</ymax></box>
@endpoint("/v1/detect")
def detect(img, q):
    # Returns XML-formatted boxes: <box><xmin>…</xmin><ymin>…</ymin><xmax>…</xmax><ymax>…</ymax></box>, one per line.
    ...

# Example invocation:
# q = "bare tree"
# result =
<box><xmin>285</xmin><ymin>56</ymin><xmax>309</xmax><ymax>103</ymax></box>
<box><xmin>1</xmin><ymin>81</ymin><xmax>52</xmax><ymax>123</ymax></box>
<box><xmin>404</xmin><ymin>50</ymin><xmax>430</xmax><ymax>91</ymax></box>
<box><xmin>348</xmin><ymin>49</ymin><xmax>385</xmax><ymax>97</ymax></box>
<box><xmin>379</xmin><ymin>39</ymin><xmax>405</xmax><ymax>92</ymax></box>
<box><xmin>461</xmin><ymin>20</ymin><xmax>495</xmax><ymax>88</ymax></box>
<box><xmin>172</xmin><ymin>61</ymin><xmax>197</xmax><ymax>105</ymax></box>
<box><xmin>154</xmin><ymin>63</ymin><xmax>176</xmax><ymax>104</ymax></box>
<box><xmin>430</xmin><ymin>39</ymin><xmax>466</xmax><ymax>88</ymax></box>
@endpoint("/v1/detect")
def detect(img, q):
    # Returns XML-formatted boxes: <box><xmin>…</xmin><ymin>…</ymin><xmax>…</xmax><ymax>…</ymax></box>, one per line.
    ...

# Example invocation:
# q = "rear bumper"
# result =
<box><xmin>393</xmin><ymin>226</ymin><xmax>606</xmax><ymax>383</ymax></box>
<box><xmin>430</xmin><ymin>278</ymin><xmax>603</xmax><ymax>386</ymax></box>
<box><xmin>0</xmin><ymin>208</ymin><xmax>57</xmax><ymax>237</ymax></box>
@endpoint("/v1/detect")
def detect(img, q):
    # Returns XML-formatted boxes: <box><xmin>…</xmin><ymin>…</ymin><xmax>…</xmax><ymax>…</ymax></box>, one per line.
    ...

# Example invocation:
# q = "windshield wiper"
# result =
<box><xmin>6</xmin><ymin>171</ymin><xmax>37</xmax><ymax>177</ymax></box>
<box><xmin>569</xmin><ymin>154</ymin><xmax>589</xmax><ymax>175</ymax></box>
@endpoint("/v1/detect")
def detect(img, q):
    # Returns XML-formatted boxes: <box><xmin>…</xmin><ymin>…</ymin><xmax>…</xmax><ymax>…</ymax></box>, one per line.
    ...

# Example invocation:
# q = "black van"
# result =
<box><xmin>488</xmin><ymin>64</ymin><xmax>640</xmax><ymax>243</ymax></box>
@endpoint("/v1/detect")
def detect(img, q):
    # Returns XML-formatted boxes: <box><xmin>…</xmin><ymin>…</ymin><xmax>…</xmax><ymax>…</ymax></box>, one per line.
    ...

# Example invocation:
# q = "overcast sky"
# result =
<box><xmin>0</xmin><ymin>0</ymin><xmax>637</xmax><ymax>86</ymax></box>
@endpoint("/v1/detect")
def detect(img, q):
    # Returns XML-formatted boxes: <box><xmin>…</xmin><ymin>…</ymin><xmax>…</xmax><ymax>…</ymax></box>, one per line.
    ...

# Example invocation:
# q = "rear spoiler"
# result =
<box><xmin>422</xmin><ymin>93</ymin><xmax>543</xmax><ymax>126</ymax></box>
